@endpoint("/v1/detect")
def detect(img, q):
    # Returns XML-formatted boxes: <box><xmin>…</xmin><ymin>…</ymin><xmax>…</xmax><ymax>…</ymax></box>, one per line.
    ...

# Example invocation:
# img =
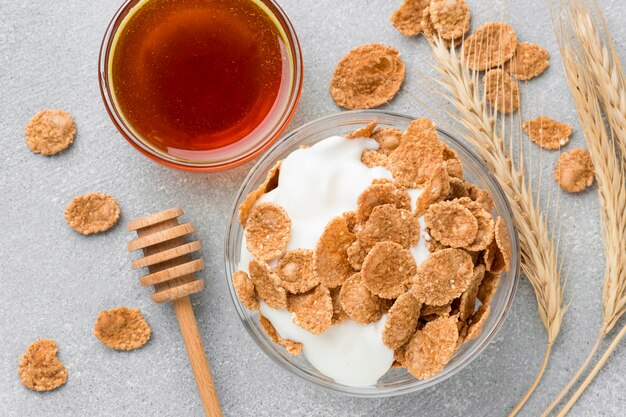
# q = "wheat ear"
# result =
<box><xmin>424</xmin><ymin>38</ymin><xmax>566</xmax><ymax>416</ymax></box>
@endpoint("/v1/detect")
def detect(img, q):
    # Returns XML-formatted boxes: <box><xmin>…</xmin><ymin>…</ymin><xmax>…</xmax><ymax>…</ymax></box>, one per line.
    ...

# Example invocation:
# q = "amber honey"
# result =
<box><xmin>109</xmin><ymin>0</ymin><xmax>287</xmax><ymax>157</ymax></box>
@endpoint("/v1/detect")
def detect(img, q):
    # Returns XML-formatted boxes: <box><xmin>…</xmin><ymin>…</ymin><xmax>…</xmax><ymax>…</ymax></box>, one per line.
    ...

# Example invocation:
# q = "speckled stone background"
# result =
<box><xmin>1</xmin><ymin>0</ymin><xmax>625</xmax><ymax>416</ymax></box>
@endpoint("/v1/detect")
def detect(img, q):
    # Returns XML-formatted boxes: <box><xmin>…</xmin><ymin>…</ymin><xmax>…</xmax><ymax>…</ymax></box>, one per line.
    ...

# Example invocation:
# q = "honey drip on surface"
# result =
<box><xmin>110</xmin><ymin>0</ymin><xmax>285</xmax><ymax>156</ymax></box>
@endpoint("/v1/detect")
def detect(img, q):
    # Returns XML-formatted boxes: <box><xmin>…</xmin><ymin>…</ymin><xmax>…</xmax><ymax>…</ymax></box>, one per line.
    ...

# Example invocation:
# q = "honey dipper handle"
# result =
<box><xmin>173</xmin><ymin>297</ymin><xmax>223</xmax><ymax>417</ymax></box>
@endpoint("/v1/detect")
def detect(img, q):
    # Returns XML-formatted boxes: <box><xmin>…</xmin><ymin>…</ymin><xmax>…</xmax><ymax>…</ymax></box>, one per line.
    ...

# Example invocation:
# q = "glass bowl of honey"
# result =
<box><xmin>99</xmin><ymin>0</ymin><xmax>303</xmax><ymax>171</ymax></box>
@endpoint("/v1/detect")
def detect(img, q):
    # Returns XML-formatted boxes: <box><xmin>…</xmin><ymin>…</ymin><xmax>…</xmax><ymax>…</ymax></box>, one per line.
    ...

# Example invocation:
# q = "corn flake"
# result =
<box><xmin>372</xmin><ymin>127</ymin><xmax>403</xmax><ymax>155</ymax></box>
<box><xmin>464</xmin><ymin>22</ymin><xmax>517</xmax><ymax>71</ymax></box>
<box><xmin>555</xmin><ymin>149</ymin><xmax>595</xmax><ymax>192</ymax></box>
<box><xmin>383</xmin><ymin>293</ymin><xmax>422</xmax><ymax>349</ymax></box>
<box><xmin>483</xmin><ymin>69</ymin><xmax>520</xmax><ymax>113</ymax></box>
<box><xmin>456</xmin><ymin>197</ymin><xmax>495</xmax><ymax>251</ymax></box>
<box><xmin>523</xmin><ymin>116</ymin><xmax>572</xmax><ymax>150</ymax></box>
<box><xmin>411</xmin><ymin>248</ymin><xmax>474</xmax><ymax>305</ymax></box>
<box><xmin>355</xmin><ymin>182</ymin><xmax>412</xmax><ymax>224</ymax></box>
<box><xmin>339</xmin><ymin>273</ymin><xmax>388</xmax><ymax>323</ymax></box>
<box><xmin>424</xmin><ymin>200</ymin><xmax>478</xmax><ymax>247</ymax></box>
<box><xmin>478</xmin><ymin>271</ymin><xmax>501</xmax><ymax>304</ymax></box>
<box><xmin>346</xmin><ymin>121</ymin><xmax>378</xmax><ymax>139</ymax></box>
<box><xmin>465</xmin><ymin>304</ymin><xmax>490</xmax><ymax>342</ymax></box>
<box><xmin>429</xmin><ymin>0</ymin><xmax>471</xmax><ymax>41</ymax></box>
<box><xmin>65</xmin><ymin>192</ymin><xmax>120</xmax><ymax>235</ymax></box>
<box><xmin>416</xmin><ymin>164</ymin><xmax>451</xmax><ymax>215</ymax></box>
<box><xmin>25</xmin><ymin>109</ymin><xmax>76</xmax><ymax>156</ymax></box>
<box><xmin>249</xmin><ymin>259</ymin><xmax>287</xmax><ymax>309</ymax></box>
<box><xmin>504</xmin><ymin>42</ymin><xmax>549</xmax><ymax>81</ymax></box>
<box><xmin>238</xmin><ymin>161</ymin><xmax>281</xmax><ymax>226</ymax></box>
<box><xmin>357</xmin><ymin>204</ymin><xmax>419</xmax><ymax>250</ymax></box>
<box><xmin>288</xmin><ymin>285</ymin><xmax>333</xmax><ymax>334</ymax></box>
<box><xmin>405</xmin><ymin>315</ymin><xmax>459</xmax><ymax>379</ymax></box>
<box><xmin>233</xmin><ymin>270</ymin><xmax>259</xmax><ymax>311</ymax></box>
<box><xmin>93</xmin><ymin>307</ymin><xmax>151</xmax><ymax>351</ymax></box>
<box><xmin>275</xmin><ymin>249</ymin><xmax>319</xmax><ymax>294</ymax></box>
<box><xmin>459</xmin><ymin>264</ymin><xmax>485</xmax><ymax>321</ymax></box>
<box><xmin>245</xmin><ymin>202</ymin><xmax>291</xmax><ymax>261</ymax></box>
<box><xmin>390</xmin><ymin>0</ymin><xmax>430</xmax><ymax>36</ymax></box>
<box><xmin>259</xmin><ymin>315</ymin><xmax>303</xmax><ymax>356</ymax></box>
<box><xmin>18</xmin><ymin>339</ymin><xmax>67</xmax><ymax>391</ymax></box>
<box><xmin>314</xmin><ymin>216</ymin><xmax>356</xmax><ymax>288</ymax></box>
<box><xmin>361</xmin><ymin>241</ymin><xmax>417</xmax><ymax>299</ymax></box>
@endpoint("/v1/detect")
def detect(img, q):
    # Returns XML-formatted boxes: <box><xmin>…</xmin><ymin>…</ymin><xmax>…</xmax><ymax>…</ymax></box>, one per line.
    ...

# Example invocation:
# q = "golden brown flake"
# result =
<box><xmin>238</xmin><ymin>161</ymin><xmax>281</xmax><ymax>226</ymax></box>
<box><xmin>361</xmin><ymin>241</ymin><xmax>417</xmax><ymax>299</ymax></box>
<box><xmin>388</xmin><ymin>119</ymin><xmax>446</xmax><ymax>188</ymax></box>
<box><xmin>428</xmin><ymin>238</ymin><xmax>449</xmax><ymax>253</ymax></box>
<box><xmin>483</xmin><ymin>69</ymin><xmax>520</xmax><ymax>113</ymax></box>
<box><xmin>288</xmin><ymin>285</ymin><xmax>333</xmax><ymax>334</ymax></box>
<box><xmin>463</xmin><ymin>22</ymin><xmax>517</xmax><ymax>71</ymax></box>
<box><xmin>416</xmin><ymin>164</ymin><xmax>451</xmax><ymax>215</ymax></box>
<box><xmin>555</xmin><ymin>148</ymin><xmax>595</xmax><ymax>192</ymax></box>
<box><xmin>459</xmin><ymin>264</ymin><xmax>485</xmax><ymax>321</ymax></box>
<box><xmin>249</xmin><ymin>259</ymin><xmax>287</xmax><ymax>309</ymax></box>
<box><xmin>357</xmin><ymin>204</ymin><xmax>419</xmax><ymax>250</ymax></box>
<box><xmin>477</xmin><ymin>271</ymin><xmax>501</xmax><ymax>304</ymax></box>
<box><xmin>355</xmin><ymin>182</ymin><xmax>412</xmax><ymax>224</ymax></box>
<box><xmin>94</xmin><ymin>307</ymin><xmax>151</xmax><ymax>351</ymax></box>
<box><xmin>330</xmin><ymin>287</ymin><xmax>349</xmax><ymax>324</ymax></box>
<box><xmin>18</xmin><ymin>339</ymin><xmax>67</xmax><ymax>391</ymax></box>
<box><xmin>330</xmin><ymin>44</ymin><xmax>405</xmax><ymax>109</ymax></box>
<box><xmin>314</xmin><ymin>216</ymin><xmax>356</xmax><ymax>288</ymax></box>
<box><xmin>467</xmin><ymin>184</ymin><xmax>496</xmax><ymax>212</ymax></box>
<box><xmin>465</xmin><ymin>304</ymin><xmax>490</xmax><ymax>342</ymax></box>
<box><xmin>339</xmin><ymin>273</ymin><xmax>387</xmax><ymax>323</ymax></box>
<box><xmin>343</xmin><ymin>210</ymin><xmax>358</xmax><ymax>233</ymax></box>
<box><xmin>390</xmin><ymin>0</ymin><xmax>430</xmax><ymax>36</ymax></box>
<box><xmin>421</xmin><ymin>303</ymin><xmax>452</xmax><ymax>318</ymax></box>
<box><xmin>447</xmin><ymin>177</ymin><xmax>469</xmax><ymax>199</ymax></box>
<box><xmin>372</xmin><ymin>127</ymin><xmax>403</xmax><ymax>155</ymax></box>
<box><xmin>361</xmin><ymin>149</ymin><xmax>389</xmax><ymax>168</ymax></box>
<box><xmin>411</xmin><ymin>248</ymin><xmax>474</xmax><ymax>305</ymax></box>
<box><xmin>347</xmin><ymin>240</ymin><xmax>368</xmax><ymax>271</ymax></box>
<box><xmin>64</xmin><ymin>192</ymin><xmax>120</xmax><ymax>235</ymax></box>
<box><xmin>485</xmin><ymin>217</ymin><xmax>512</xmax><ymax>273</ymax></box>
<box><xmin>523</xmin><ymin>116</ymin><xmax>572</xmax><ymax>150</ymax></box>
<box><xmin>456</xmin><ymin>198</ymin><xmax>495</xmax><ymax>251</ymax></box>
<box><xmin>259</xmin><ymin>315</ymin><xmax>303</xmax><ymax>356</ymax></box>
<box><xmin>404</xmin><ymin>315</ymin><xmax>459</xmax><ymax>379</ymax></box>
<box><xmin>424</xmin><ymin>200</ymin><xmax>478</xmax><ymax>247</ymax></box>
<box><xmin>382</xmin><ymin>293</ymin><xmax>422</xmax><ymax>349</ymax></box>
<box><xmin>420</xmin><ymin>6</ymin><xmax>436</xmax><ymax>40</ymax></box>
<box><xmin>275</xmin><ymin>249</ymin><xmax>319</xmax><ymax>294</ymax></box>
<box><xmin>233</xmin><ymin>270</ymin><xmax>259</xmax><ymax>311</ymax></box>
<box><xmin>429</xmin><ymin>0</ymin><xmax>471</xmax><ymax>41</ymax></box>
<box><xmin>346</xmin><ymin>121</ymin><xmax>378</xmax><ymax>139</ymax></box>
<box><xmin>444</xmin><ymin>157</ymin><xmax>464</xmax><ymax>179</ymax></box>
<box><xmin>25</xmin><ymin>109</ymin><xmax>76</xmax><ymax>155</ymax></box>
<box><xmin>504</xmin><ymin>42</ymin><xmax>549</xmax><ymax>81</ymax></box>
<box><xmin>245</xmin><ymin>202</ymin><xmax>291</xmax><ymax>261</ymax></box>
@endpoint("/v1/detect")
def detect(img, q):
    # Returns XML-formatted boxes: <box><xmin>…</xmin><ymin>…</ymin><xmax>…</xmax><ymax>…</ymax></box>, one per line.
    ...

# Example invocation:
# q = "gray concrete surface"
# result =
<box><xmin>1</xmin><ymin>0</ymin><xmax>625</xmax><ymax>416</ymax></box>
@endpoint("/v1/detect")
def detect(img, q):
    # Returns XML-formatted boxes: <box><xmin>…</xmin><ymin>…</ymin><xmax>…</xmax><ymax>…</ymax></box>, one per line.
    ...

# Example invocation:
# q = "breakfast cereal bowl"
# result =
<box><xmin>225</xmin><ymin>110</ymin><xmax>519</xmax><ymax>397</ymax></box>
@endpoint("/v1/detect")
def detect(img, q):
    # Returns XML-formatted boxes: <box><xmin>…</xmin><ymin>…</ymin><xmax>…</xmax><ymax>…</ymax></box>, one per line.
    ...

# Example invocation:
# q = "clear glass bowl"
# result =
<box><xmin>98</xmin><ymin>0</ymin><xmax>303</xmax><ymax>172</ymax></box>
<box><xmin>224</xmin><ymin>110</ymin><xmax>520</xmax><ymax>397</ymax></box>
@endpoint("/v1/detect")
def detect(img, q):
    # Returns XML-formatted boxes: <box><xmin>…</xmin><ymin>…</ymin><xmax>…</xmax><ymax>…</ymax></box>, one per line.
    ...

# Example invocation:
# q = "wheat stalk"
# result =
<box><xmin>422</xmin><ymin>38</ymin><xmax>566</xmax><ymax>416</ymax></box>
<box><xmin>541</xmin><ymin>1</ymin><xmax>626</xmax><ymax>415</ymax></box>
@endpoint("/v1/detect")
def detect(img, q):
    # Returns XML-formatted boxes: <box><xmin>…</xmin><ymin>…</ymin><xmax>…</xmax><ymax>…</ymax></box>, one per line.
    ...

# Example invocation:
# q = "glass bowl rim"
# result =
<box><xmin>224</xmin><ymin>109</ymin><xmax>520</xmax><ymax>397</ymax></box>
<box><xmin>97</xmin><ymin>0</ymin><xmax>304</xmax><ymax>172</ymax></box>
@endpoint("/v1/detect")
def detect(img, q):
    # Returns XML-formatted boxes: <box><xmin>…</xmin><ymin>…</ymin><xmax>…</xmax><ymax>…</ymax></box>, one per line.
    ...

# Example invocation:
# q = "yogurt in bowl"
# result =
<box><xmin>225</xmin><ymin>110</ymin><xmax>519</xmax><ymax>397</ymax></box>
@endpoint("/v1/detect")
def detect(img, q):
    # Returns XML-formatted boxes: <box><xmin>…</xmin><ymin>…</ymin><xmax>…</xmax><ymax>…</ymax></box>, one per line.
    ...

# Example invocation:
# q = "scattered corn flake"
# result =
<box><xmin>383</xmin><ymin>293</ymin><xmax>422</xmax><ymax>349</ymax></box>
<box><xmin>259</xmin><ymin>315</ymin><xmax>303</xmax><ymax>356</ymax></box>
<box><xmin>314</xmin><ymin>216</ymin><xmax>356</xmax><ymax>288</ymax></box>
<box><xmin>18</xmin><ymin>339</ymin><xmax>67</xmax><ymax>392</ymax></box>
<box><xmin>357</xmin><ymin>204</ymin><xmax>419</xmax><ymax>250</ymax></box>
<box><xmin>465</xmin><ymin>304</ymin><xmax>490</xmax><ymax>342</ymax></box>
<box><xmin>478</xmin><ymin>271</ymin><xmax>501</xmax><ymax>304</ymax></box>
<box><xmin>361</xmin><ymin>149</ymin><xmax>388</xmax><ymax>168</ymax></box>
<box><xmin>464</xmin><ymin>22</ymin><xmax>517</xmax><ymax>71</ymax></box>
<box><xmin>233</xmin><ymin>270</ymin><xmax>259</xmax><ymax>311</ymax></box>
<box><xmin>555</xmin><ymin>149</ymin><xmax>595</xmax><ymax>192</ymax></box>
<box><xmin>416</xmin><ymin>164</ymin><xmax>451</xmax><ymax>215</ymax></box>
<box><xmin>288</xmin><ymin>285</ymin><xmax>333</xmax><ymax>334</ymax></box>
<box><xmin>330</xmin><ymin>44</ymin><xmax>405</xmax><ymax>109</ymax></box>
<box><xmin>405</xmin><ymin>315</ymin><xmax>459</xmax><ymax>379</ymax></box>
<box><xmin>330</xmin><ymin>287</ymin><xmax>349</xmax><ymax>324</ymax></box>
<box><xmin>411</xmin><ymin>248</ymin><xmax>474</xmax><ymax>305</ymax></box>
<box><xmin>25</xmin><ymin>109</ymin><xmax>76</xmax><ymax>156</ymax></box>
<box><xmin>347</xmin><ymin>240</ymin><xmax>368</xmax><ymax>271</ymax></box>
<box><xmin>65</xmin><ymin>192</ymin><xmax>120</xmax><ymax>235</ymax></box>
<box><xmin>429</xmin><ymin>0</ymin><xmax>471</xmax><ymax>41</ymax></box>
<box><xmin>93</xmin><ymin>307</ymin><xmax>151</xmax><ymax>351</ymax></box>
<box><xmin>468</xmin><ymin>184</ymin><xmax>496</xmax><ymax>212</ymax></box>
<box><xmin>346</xmin><ymin>121</ymin><xmax>378</xmax><ymax>139</ymax></box>
<box><xmin>245</xmin><ymin>202</ymin><xmax>291</xmax><ymax>261</ymax></box>
<box><xmin>275</xmin><ymin>249</ymin><xmax>319</xmax><ymax>294</ymax></box>
<box><xmin>456</xmin><ymin>197</ymin><xmax>495</xmax><ymax>251</ymax></box>
<box><xmin>355</xmin><ymin>182</ymin><xmax>412</xmax><ymax>224</ymax></box>
<box><xmin>339</xmin><ymin>273</ymin><xmax>387</xmax><ymax>323</ymax></box>
<box><xmin>362</xmin><ymin>241</ymin><xmax>417</xmax><ymax>299</ymax></box>
<box><xmin>459</xmin><ymin>264</ymin><xmax>486</xmax><ymax>321</ymax></box>
<box><xmin>249</xmin><ymin>259</ymin><xmax>287</xmax><ymax>309</ymax></box>
<box><xmin>523</xmin><ymin>116</ymin><xmax>572</xmax><ymax>150</ymax></box>
<box><xmin>372</xmin><ymin>127</ymin><xmax>403</xmax><ymax>155</ymax></box>
<box><xmin>504</xmin><ymin>42</ymin><xmax>549</xmax><ymax>81</ymax></box>
<box><xmin>388</xmin><ymin>120</ymin><xmax>446</xmax><ymax>188</ymax></box>
<box><xmin>238</xmin><ymin>161</ymin><xmax>281</xmax><ymax>226</ymax></box>
<box><xmin>447</xmin><ymin>177</ymin><xmax>469</xmax><ymax>199</ymax></box>
<box><xmin>390</xmin><ymin>0</ymin><xmax>430</xmax><ymax>36</ymax></box>
<box><xmin>483</xmin><ymin>69</ymin><xmax>520</xmax><ymax>113</ymax></box>
<box><xmin>424</xmin><ymin>200</ymin><xmax>478</xmax><ymax>248</ymax></box>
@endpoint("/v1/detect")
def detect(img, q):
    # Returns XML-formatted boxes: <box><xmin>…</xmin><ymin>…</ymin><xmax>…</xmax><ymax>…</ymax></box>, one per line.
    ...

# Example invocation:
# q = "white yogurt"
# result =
<box><xmin>238</xmin><ymin>135</ymin><xmax>431</xmax><ymax>387</ymax></box>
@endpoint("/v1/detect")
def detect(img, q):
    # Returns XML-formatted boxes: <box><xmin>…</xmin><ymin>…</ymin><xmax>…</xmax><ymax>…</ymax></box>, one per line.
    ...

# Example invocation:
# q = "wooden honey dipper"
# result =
<box><xmin>128</xmin><ymin>208</ymin><xmax>223</xmax><ymax>417</ymax></box>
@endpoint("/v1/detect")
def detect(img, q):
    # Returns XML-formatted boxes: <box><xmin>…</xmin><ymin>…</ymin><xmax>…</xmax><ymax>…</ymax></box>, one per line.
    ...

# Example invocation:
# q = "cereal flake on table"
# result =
<box><xmin>25</xmin><ymin>109</ymin><xmax>76</xmax><ymax>156</ymax></box>
<box><xmin>555</xmin><ymin>148</ymin><xmax>595</xmax><ymax>192</ymax></box>
<box><xmin>18</xmin><ymin>339</ymin><xmax>67</xmax><ymax>391</ymax></box>
<box><xmin>503</xmin><ymin>42</ymin><xmax>550</xmax><ymax>80</ymax></box>
<box><xmin>464</xmin><ymin>22</ymin><xmax>517</xmax><ymax>71</ymax></box>
<box><xmin>94</xmin><ymin>306</ymin><xmax>151</xmax><ymax>351</ymax></box>
<box><xmin>65</xmin><ymin>192</ymin><xmax>120</xmax><ymax>235</ymax></box>
<box><xmin>483</xmin><ymin>68</ymin><xmax>521</xmax><ymax>113</ymax></box>
<box><xmin>523</xmin><ymin>116</ymin><xmax>573</xmax><ymax>150</ymax></box>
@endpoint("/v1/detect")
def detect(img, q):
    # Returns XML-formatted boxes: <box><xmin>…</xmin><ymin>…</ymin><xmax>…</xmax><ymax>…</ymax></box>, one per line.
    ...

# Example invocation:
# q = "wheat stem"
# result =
<box><xmin>557</xmin><ymin>322</ymin><xmax>626</xmax><ymax>416</ymax></box>
<box><xmin>508</xmin><ymin>342</ymin><xmax>553</xmax><ymax>417</ymax></box>
<box><xmin>540</xmin><ymin>331</ymin><xmax>604</xmax><ymax>417</ymax></box>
